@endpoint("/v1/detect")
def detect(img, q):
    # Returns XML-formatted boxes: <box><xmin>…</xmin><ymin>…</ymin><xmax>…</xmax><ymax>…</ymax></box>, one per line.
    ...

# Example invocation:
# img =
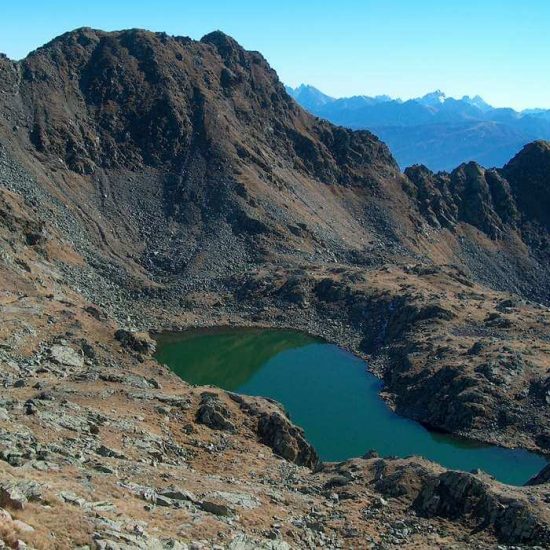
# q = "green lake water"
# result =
<box><xmin>155</xmin><ymin>327</ymin><xmax>548</xmax><ymax>485</ymax></box>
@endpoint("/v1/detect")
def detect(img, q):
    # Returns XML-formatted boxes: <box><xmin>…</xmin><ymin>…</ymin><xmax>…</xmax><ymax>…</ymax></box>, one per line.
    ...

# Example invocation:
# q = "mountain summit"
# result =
<box><xmin>0</xmin><ymin>27</ymin><xmax>548</xmax><ymax>296</ymax></box>
<box><xmin>284</xmin><ymin>83</ymin><xmax>335</xmax><ymax>109</ymax></box>
<box><xmin>417</xmin><ymin>89</ymin><xmax>447</xmax><ymax>106</ymax></box>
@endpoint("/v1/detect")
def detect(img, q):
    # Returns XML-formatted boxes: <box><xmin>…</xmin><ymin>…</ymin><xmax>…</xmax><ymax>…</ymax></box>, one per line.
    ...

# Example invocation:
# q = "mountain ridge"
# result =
<box><xmin>287</xmin><ymin>84</ymin><xmax>550</xmax><ymax>170</ymax></box>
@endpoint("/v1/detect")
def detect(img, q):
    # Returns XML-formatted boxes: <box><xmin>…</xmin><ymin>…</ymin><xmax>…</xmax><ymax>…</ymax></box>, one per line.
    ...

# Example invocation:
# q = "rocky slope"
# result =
<box><xmin>1</xmin><ymin>28</ymin><xmax>550</xmax><ymax>548</ymax></box>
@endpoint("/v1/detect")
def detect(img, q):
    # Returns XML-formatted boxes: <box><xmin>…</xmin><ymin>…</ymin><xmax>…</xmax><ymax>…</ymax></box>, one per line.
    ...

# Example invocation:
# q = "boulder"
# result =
<box><xmin>199</xmin><ymin>499</ymin><xmax>233</xmax><ymax>516</ymax></box>
<box><xmin>0</xmin><ymin>486</ymin><xmax>27</xmax><ymax>510</ymax></box>
<box><xmin>114</xmin><ymin>330</ymin><xmax>156</xmax><ymax>354</ymax></box>
<box><xmin>257</xmin><ymin>411</ymin><xmax>319</xmax><ymax>469</ymax></box>
<box><xmin>49</xmin><ymin>345</ymin><xmax>84</xmax><ymax>368</ymax></box>
<box><xmin>12</xmin><ymin>519</ymin><xmax>34</xmax><ymax>533</ymax></box>
<box><xmin>196</xmin><ymin>392</ymin><xmax>235</xmax><ymax>432</ymax></box>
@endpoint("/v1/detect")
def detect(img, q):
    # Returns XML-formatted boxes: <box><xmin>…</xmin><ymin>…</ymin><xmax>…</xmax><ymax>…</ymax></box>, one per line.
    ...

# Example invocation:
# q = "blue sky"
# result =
<box><xmin>1</xmin><ymin>0</ymin><xmax>549</xmax><ymax>109</ymax></box>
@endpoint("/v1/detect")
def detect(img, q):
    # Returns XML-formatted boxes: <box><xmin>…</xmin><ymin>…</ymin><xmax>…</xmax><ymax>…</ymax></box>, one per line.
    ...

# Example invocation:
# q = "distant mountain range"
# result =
<box><xmin>286</xmin><ymin>84</ymin><xmax>550</xmax><ymax>170</ymax></box>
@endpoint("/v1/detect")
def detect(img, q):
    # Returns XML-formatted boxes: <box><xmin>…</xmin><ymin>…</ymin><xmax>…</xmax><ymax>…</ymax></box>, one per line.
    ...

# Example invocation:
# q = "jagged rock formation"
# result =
<box><xmin>404</xmin><ymin>144</ymin><xmax>550</xmax><ymax>239</ymax></box>
<box><xmin>1</xmin><ymin>28</ymin><xmax>550</xmax><ymax>548</ymax></box>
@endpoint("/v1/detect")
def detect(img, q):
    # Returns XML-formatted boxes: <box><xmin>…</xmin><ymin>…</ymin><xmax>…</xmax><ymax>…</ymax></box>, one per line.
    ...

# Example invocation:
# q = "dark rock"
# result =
<box><xmin>114</xmin><ymin>329</ymin><xmax>156</xmax><ymax>354</ymax></box>
<box><xmin>257</xmin><ymin>411</ymin><xmax>319</xmax><ymax>469</ymax></box>
<box><xmin>323</xmin><ymin>476</ymin><xmax>350</xmax><ymax>489</ymax></box>
<box><xmin>200</xmin><ymin>500</ymin><xmax>233</xmax><ymax>516</ymax></box>
<box><xmin>84</xmin><ymin>305</ymin><xmax>106</xmax><ymax>321</ymax></box>
<box><xmin>196</xmin><ymin>392</ymin><xmax>235</xmax><ymax>432</ymax></box>
<box><xmin>467</xmin><ymin>341</ymin><xmax>485</xmax><ymax>355</ymax></box>
<box><xmin>362</xmin><ymin>450</ymin><xmax>380</xmax><ymax>459</ymax></box>
<box><xmin>25</xmin><ymin>231</ymin><xmax>46</xmax><ymax>246</ymax></box>
<box><xmin>24</xmin><ymin>400</ymin><xmax>37</xmax><ymax>415</ymax></box>
<box><xmin>35</xmin><ymin>391</ymin><xmax>54</xmax><ymax>401</ymax></box>
<box><xmin>96</xmin><ymin>445</ymin><xmax>126</xmax><ymax>459</ymax></box>
<box><xmin>526</xmin><ymin>463</ymin><xmax>550</xmax><ymax>486</ymax></box>
<box><xmin>80</xmin><ymin>341</ymin><xmax>96</xmax><ymax>359</ymax></box>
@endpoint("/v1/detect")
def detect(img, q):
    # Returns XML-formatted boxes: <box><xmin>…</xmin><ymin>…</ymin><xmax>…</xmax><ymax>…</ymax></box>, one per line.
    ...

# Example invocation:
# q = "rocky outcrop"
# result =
<box><xmin>229</xmin><ymin>393</ymin><xmax>319</xmax><ymax>468</ymax></box>
<box><xmin>406</xmin><ymin>161</ymin><xmax>520</xmax><ymax>238</ymax></box>
<box><xmin>322</xmin><ymin>457</ymin><xmax>550</xmax><ymax>546</ymax></box>
<box><xmin>114</xmin><ymin>329</ymin><xmax>156</xmax><ymax>354</ymax></box>
<box><xmin>196</xmin><ymin>391</ymin><xmax>236</xmax><ymax>432</ymax></box>
<box><xmin>414</xmin><ymin>470</ymin><xmax>550</xmax><ymax>545</ymax></box>
<box><xmin>257</xmin><ymin>411</ymin><xmax>319</xmax><ymax>469</ymax></box>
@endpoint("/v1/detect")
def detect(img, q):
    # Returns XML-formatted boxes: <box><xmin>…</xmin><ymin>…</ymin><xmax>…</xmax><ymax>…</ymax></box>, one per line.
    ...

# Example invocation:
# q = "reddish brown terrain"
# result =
<box><xmin>0</xmin><ymin>28</ymin><xmax>550</xmax><ymax>548</ymax></box>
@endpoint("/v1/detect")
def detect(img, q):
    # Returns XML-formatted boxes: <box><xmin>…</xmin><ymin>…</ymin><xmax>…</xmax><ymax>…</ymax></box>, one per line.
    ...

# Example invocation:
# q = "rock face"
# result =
<box><xmin>414</xmin><ymin>470</ymin><xmax>550</xmax><ymax>545</ymax></box>
<box><xmin>502</xmin><ymin>140</ymin><xmax>550</xmax><ymax>230</ymax></box>
<box><xmin>196</xmin><ymin>392</ymin><xmax>236</xmax><ymax>432</ymax></box>
<box><xmin>228</xmin><ymin>392</ymin><xmax>319</xmax><ymax>468</ymax></box>
<box><xmin>114</xmin><ymin>329</ymin><xmax>156</xmax><ymax>354</ymax></box>
<box><xmin>257</xmin><ymin>411</ymin><xmax>319</xmax><ymax>469</ymax></box>
<box><xmin>406</xmin><ymin>162</ymin><xmax>517</xmax><ymax>238</ymax></box>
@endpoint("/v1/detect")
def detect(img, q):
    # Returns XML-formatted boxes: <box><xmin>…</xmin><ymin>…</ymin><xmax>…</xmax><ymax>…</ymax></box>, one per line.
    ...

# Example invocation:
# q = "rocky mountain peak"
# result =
<box><xmin>418</xmin><ymin>89</ymin><xmax>446</xmax><ymax>106</ymax></box>
<box><xmin>200</xmin><ymin>30</ymin><xmax>250</xmax><ymax>63</ymax></box>
<box><xmin>13</xmin><ymin>28</ymin><xmax>396</xmax><ymax>184</ymax></box>
<box><xmin>502</xmin><ymin>140</ymin><xmax>550</xmax><ymax>229</ymax></box>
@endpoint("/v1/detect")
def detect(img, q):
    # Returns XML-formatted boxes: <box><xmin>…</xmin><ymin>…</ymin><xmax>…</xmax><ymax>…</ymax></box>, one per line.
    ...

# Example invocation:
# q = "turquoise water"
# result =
<box><xmin>155</xmin><ymin>327</ymin><xmax>548</xmax><ymax>485</ymax></box>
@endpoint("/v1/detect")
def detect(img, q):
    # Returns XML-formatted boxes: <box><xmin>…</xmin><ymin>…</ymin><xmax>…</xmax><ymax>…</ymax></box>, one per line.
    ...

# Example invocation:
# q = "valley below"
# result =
<box><xmin>1</xmin><ymin>27</ymin><xmax>550</xmax><ymax>549</ymax></box>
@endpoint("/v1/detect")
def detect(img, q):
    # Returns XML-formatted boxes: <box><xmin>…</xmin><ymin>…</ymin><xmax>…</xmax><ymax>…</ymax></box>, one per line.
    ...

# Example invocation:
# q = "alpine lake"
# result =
<box><xmin>155</xmin><ymin>327</ymin><xmax>548</xmax><ymax>486</ymax></box>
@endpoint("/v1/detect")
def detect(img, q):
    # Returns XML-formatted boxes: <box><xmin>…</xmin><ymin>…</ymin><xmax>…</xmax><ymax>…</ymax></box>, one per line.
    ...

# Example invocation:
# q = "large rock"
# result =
<box><xmin>114</xmin><ymin>330</ymin><xmax>156</xmax><ymax>354</ymax></box>
<box><xmin>196</xmin><ymin>392</ymin><xmax>236</xmax><ymax>432</ymax></box>
<box><xmin>0</xmin><ymin>485</ymin><xmax>27</xmax><ymax>510</ymax></box>
<box><xmin>257</xmin><ymin>411</ymin><xmax>319</xmax><ymax>469</ymax></box>
<box><xmin>0</xmin><ymin>480</ymin><xmax>41</xmax><ymax>511</ymax></box>
<box><xmin>49</xmin><ymin>345</ymin><xmax>84</xmax><ymax>368</ymax></box>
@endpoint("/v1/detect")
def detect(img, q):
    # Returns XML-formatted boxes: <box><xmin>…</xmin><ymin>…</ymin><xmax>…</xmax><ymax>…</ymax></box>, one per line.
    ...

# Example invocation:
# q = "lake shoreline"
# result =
<box><xmin>155</xmin><ymin>326</ymin><xmax>548</xmax><ymax>486</ymax></box>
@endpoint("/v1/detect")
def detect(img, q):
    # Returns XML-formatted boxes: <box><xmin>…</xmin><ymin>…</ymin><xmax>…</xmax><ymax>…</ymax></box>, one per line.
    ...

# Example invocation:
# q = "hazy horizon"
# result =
<box><xmin>285</xmin><ymin>84</ymin><xmax>529</xmax><ymax>111</ymax></box>
<box><xmin>1</xmin><ymin>0</ymin><xmax>549</xmax><ymax>110</ymax></box>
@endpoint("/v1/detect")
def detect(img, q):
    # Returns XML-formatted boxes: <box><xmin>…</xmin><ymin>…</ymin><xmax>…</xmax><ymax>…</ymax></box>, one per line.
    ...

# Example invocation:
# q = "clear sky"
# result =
<box><xmin>1</xmin><ymin>0</ymin><xmax>549</xmax><ymax>109</ymax></box>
